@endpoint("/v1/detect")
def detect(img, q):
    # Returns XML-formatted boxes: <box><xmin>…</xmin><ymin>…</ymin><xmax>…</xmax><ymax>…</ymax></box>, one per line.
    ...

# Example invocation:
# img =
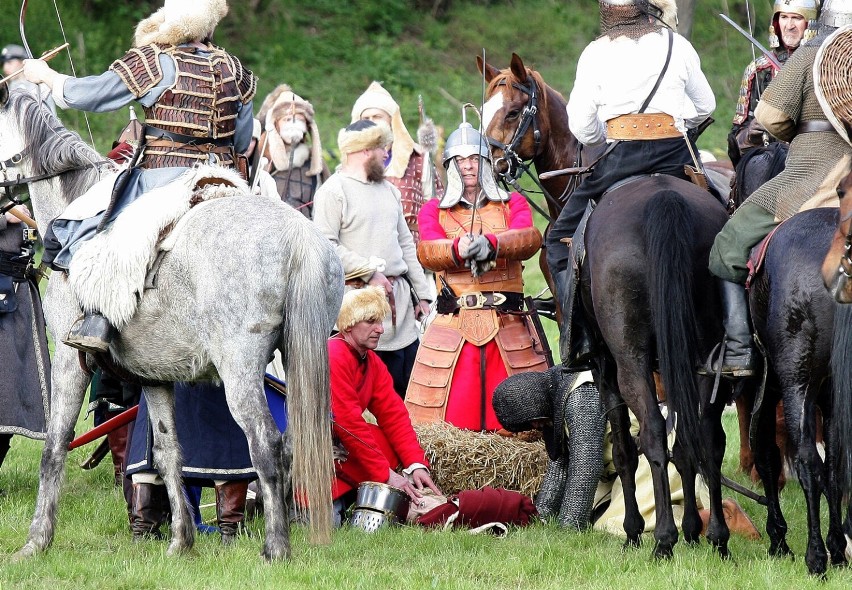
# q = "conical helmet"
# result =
<box><xmin>442</xmin><ymin>105</ymin><xmax>490</xmax><ymax>166</ymax></box>
<box><xmin>820</xmin><ymin>0</ymin><xmax>852</xmax><ymax>27</ymax></box>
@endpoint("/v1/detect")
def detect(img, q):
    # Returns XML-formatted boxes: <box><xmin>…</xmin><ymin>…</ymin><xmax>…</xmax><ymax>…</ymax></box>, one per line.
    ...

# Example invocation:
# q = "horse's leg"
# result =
<box><xmin>602</xmin><ymin>383</ymin><xmax>644</xmax><ymax>548</ymax></box>
<box><xmin>821</xmin><ymin>397</ymin><xmax>849</xmax><ymax>567</ymax></box>
<box><xmin>697</xmin><ymin>380</ymin><xmax>731</xmax><ymax>558</ymax></box>
<box><xmin>621</xmin><ymin>366</ymin><xmax>678</xmax><ymax>560</ymax></box>
<box><xmin>735</xmin><ymin>392</ymin><xmax>755</xmax><ymax>476</ymax></box>
<box><xmin>220</xmin><ymin>361</ymin><xmax>290</xmax><ymax>561</ymax></box>
<box><xmin>13</xmin><ymin>345</ymin><xmax>89</xmax><ymax>559</ymax></box>
<box><xmin>787</xmin><ymin>383</ymin><xmax>829</xmax><ymax>577</ymax></box>
<box><xmin>143</xmin><ymin>384</ymin><xmax>194</xmax><ymax>556</ymax></box>
<box><xmin>670</xmin><ymin>434</ymin><xmax>701</xmax><ymax>546</ymax></box>
<box><xmin>751</xmin><ymin>385</ymin><xmax>791</xmax><ymax>558</ymax></box>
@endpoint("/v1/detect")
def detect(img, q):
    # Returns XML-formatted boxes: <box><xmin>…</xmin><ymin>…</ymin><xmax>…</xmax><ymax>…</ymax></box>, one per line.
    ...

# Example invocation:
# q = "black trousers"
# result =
<box><xmin>0</xmin><ymin>433</ymin><xmax>11</xmax><ymax>469</ymax></box>
<box><xmin>545</xmin><ymin>137</ymin><xmax>693</xmax><ymax>276</ymax></box>
<box><xmin>376</xmin><ymin>339</ymin><xmax>420</xmax><ymax>400</ymax></box>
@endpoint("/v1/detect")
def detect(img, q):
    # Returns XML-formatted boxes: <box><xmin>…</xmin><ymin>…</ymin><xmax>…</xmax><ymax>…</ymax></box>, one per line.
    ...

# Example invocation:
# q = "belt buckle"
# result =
<box><xmin>458</xmin><ymin>292</ymin><xmax>486</xmax><ymax>310</ymax></box>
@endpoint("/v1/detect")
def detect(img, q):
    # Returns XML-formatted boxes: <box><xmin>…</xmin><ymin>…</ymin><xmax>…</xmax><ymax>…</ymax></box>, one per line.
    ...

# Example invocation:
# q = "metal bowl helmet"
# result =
<box><xmin>769</xmin><ymin>0</ymin><xmax>820</xmax><ymax>48</ymax></box>
<box><xmin>442</xmin><ymin>106</ymin><xmax>490</xmax><ymax>166</ymax></box>
<box><xmin>820</xmin><ymin>0</ymin><xmax>852</xmax><ymax>28</ymax></box>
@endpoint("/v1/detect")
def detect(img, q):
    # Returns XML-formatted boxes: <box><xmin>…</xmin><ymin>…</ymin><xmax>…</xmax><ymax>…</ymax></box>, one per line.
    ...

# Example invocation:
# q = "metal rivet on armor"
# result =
<box><xmin>632</xmin><ymin>124</ymin><xmax>637</xmax><ymax>128</ymax></box>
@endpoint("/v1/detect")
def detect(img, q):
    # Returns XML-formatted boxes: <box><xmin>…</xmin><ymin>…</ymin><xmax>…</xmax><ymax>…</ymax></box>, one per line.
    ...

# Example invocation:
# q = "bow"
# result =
<box><xmin>19</xmin><ymin>0</ymin><xmax>34</xmax><ymax>59</ymax></box>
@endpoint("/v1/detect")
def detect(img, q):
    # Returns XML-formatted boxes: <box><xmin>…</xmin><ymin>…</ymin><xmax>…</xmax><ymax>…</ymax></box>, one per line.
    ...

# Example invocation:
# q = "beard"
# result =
<box><xmin>276</xmin><ymin>118</ymin><xmax>308</xmax><ymax>144</ymax></box>
<box><xmin>365</xmin><ymin>155</ymin><xmax>386</xmax><ymax>183</ymax></box>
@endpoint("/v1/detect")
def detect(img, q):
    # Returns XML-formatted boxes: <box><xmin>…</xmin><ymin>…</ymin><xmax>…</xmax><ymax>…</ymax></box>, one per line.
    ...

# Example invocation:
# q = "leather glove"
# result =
<box><xmin>460</xmin><ymin>234</ymin><xmax>493</xmax><ymax>262</ymax></box>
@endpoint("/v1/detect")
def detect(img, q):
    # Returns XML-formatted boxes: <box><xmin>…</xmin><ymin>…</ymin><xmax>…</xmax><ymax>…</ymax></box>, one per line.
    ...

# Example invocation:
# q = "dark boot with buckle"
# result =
<box><xmin>129</xmin><ymin>482</ymin><xmax>169</xmax><ymax>541</ymax></box>
<box><xmin>700</xmin><ymin>280</ymin><xmax>755</xmax><ymax>378</ymax></box>
<box><xmin>63</xmin><ymin>312</ymin><xmax>116</xmax><ymax>353</ymax></box>
<box><xmin>215</xmin><ymin>480</ymin><xmax>249</xmax><ymax>545</ymax></box>
<box><xmin>554</xmin><ymin>269</ymin><xmax>594</xmax><ymax>370</ymax></box>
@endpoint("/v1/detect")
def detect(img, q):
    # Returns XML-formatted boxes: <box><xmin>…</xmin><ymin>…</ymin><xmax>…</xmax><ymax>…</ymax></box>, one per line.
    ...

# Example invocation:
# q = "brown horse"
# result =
<box><xmin>479</xmin><ymin>53</ymin><xmax>734</xmax><ymax>560</ymax></box>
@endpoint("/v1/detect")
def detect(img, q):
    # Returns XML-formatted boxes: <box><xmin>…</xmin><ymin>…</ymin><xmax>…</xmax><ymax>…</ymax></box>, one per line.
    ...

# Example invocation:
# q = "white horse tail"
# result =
<box><xmin>279</xmin><ymin>219</ymin><xmax>342</xmax><ymax>544</ymax></box>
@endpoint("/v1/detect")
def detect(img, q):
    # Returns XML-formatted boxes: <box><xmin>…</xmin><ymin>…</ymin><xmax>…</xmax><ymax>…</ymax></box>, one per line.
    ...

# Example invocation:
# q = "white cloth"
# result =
<box><xmin>567</xmin><ymin>29</ymin><xmax>716</xmax><ymax>146</ymax></box>
<box><xmin>312</xmin><ymin>171</ymin><xmax>431</xmax><ymax>352</ymax></box>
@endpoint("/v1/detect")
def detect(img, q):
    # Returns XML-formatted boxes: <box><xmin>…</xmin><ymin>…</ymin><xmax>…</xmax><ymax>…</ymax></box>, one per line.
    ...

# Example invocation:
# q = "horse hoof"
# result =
<box><xmin>166</xmin><ymin>540</ymin><xmax>193</xmax><ymax>557</ymax></box>
<box><xmin>10</xmin><ymin>543</ymin><xmax>39</xmax><ymax>562</ymax></box>
<box><xmin>652</xmin><ymin>543</ymin><xmax>674</xmax><ymax>560</ymax></box>
<box><xmin>621</xmin><ymin>537</ymin><xmax>641</xmax><ymax>552</ymax></box>
<box><xmin>769</xmin><ymin>541</ymin><xmax>794</xmax><ymax>559</ymax></box>
<box><xmin>261</xmin><ymin>546</ymin><xmax>291</xmax><ymax>562</ymax></box>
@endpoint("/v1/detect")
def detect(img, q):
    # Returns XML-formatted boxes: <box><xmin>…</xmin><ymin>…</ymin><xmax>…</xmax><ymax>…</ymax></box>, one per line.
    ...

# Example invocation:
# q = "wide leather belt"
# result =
<box><xmin>436</xmin><ymin>291</ymin><xmax>524</xmax><ymax>314</ymax></box>
<box><xmin>796</xmin><ymin>120</ymin><xmax>837</xmax><ymax>134</ymax></box>
<box><xmin>143</xmin><ymin>125</ymin><xmax>234</xmax><ymax>147</ymax></box>
<box><xmin>606</xmin><ymin>113</ymin><xmax>681</xmax><ymax>140</ymax></box>
<box><xmin>0</xmin><ymin>250</ymin><xmax>30</xmax><ymax>281</ymax></box>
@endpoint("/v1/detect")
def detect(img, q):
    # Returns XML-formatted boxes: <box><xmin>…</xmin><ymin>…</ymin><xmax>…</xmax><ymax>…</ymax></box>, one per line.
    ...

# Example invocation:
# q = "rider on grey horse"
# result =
<box><xmin>20</xmin><ymin>0</ymin><xmax>256</xmax><ymax>354</ymax></box>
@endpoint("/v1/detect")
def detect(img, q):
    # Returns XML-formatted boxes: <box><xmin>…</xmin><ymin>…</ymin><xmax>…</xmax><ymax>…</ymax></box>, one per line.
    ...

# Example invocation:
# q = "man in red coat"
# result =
<box><xmin>330</xmin><ymin>286</ymin><xmax>441</xmax><ymax>523</ymax></box>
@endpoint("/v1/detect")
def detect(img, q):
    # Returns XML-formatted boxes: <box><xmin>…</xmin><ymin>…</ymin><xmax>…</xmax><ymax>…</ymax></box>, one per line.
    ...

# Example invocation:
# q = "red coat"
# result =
<box><xmin>329</xmin><ymin>336</ymin><xmax>428</xmax><ymax>499</ymax></box>
<box><xmin>417</xmin><ymin>193</ymin><xmax>537</xmax><ymax>431</ymax></box>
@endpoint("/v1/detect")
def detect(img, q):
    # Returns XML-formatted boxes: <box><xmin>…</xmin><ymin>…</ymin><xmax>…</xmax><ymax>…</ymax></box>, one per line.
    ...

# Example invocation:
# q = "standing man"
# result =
<box><xmin>708</xmin><ymin>0</ymin><xmax>852</xmax><ymax>377</ymax></box>
<box><xmin>351</xmin><ymin>82</ymin><xmax>443</xmax><ymax>244</ymax></box>
<box><xmin>544</xmin><ymin>0</ymin><xmax>715</xmax><ymax>368</ymax></box>
<box><xmin>404</xmin><ymin>115</ymin><xmax>550</xmax><ymax>432</ymax></box>
<box><xmin>20</xmin><ymin>0</ymin><xmax>256</xmax><ymax>353</ymax></box>
<box><xmin>313</xmin><ymin>120</ymin><xmax>432</xmax><ymax>398</ymax></box>
<box><xmin>1</xmin><ymin>44</ymin><xmax>55</xmax><ymax>114</ymax></box>
<box><xmin>727</xmin><ymin>1</ymin><xmax>819</xmax><ymax>167</ymax></box>
<box><xmin>0</xmin><ymin>205</ymin><xmax>50</xmax><ymax>488</ymax></box>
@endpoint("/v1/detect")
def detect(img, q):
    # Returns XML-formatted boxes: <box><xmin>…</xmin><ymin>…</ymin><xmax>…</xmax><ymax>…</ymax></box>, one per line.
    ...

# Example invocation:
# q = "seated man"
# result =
<box><xmin>492</xmin><ymin>367</ymin><xmax>760</xmax><ymax>539</ymax></box>
<box><xmin>330</xmin><ymin>287</ymin><xmax>441</xmax><ymax>525</ymax></box>
<box><xmin>404</xmin><ymin>111</ymin><xmax>550</xmax><ymax>432</ymax></box>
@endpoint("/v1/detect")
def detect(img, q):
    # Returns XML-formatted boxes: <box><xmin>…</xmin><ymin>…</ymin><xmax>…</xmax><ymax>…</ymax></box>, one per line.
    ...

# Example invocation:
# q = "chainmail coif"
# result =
<box><xmin>599</xmin><ymin>1</ymin><xmax>660</xmax><ymax>40</ymax></box>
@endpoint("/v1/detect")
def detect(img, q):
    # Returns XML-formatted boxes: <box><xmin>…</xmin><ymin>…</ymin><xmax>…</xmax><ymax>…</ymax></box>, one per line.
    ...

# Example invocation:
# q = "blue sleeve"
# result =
<box><xmin>62</xmin><ymin>54</ymin><xmax>176</xmax><ymax>112</ymax></box>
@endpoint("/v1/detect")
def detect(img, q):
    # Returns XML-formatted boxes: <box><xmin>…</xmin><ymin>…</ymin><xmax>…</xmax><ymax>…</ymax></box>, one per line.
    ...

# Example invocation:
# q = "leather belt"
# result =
<box><xmin>436</xmin><ymin>291</ymin><xmax>524</xmax><ymax>314</ymax></box>
<box><xmin>796</xmin><ymin>120</ymin><xmax>837</xmax><ymax>134</ymax></box>
<box><xmin>143</xmin><ymin>125</ymin><xmax>235</xmax><ymax>148</ymax></box>
<box><xmin>606</xmin><ymin>113</ymin><xmax>681</xmax><ymax>140</ymax></box>
<box><xmin>0</xmin><ymin>251</ymin><xmax>30</xmax><ymax>281</ymax></box>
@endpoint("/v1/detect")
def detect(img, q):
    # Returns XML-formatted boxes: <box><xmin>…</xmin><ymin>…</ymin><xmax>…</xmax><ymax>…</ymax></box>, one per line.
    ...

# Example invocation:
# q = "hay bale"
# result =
<box><xmin>414</xmin><ymin>422</ymin><xmax>549</xmax><ymax>497</ymax></box>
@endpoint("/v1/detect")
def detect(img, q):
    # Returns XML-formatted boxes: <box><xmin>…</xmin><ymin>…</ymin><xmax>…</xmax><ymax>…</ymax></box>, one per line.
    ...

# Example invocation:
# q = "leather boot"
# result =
<box><xmin>63</xmin><ymin>312</ymin><xmax>116</xmax><ymax>354</ymax></box>
<box><xmin>700</xmin><ymin>280</ymin><xmax>755</xmax><ymax>377</ymax></box>
<box><xmin>129</xmin><ymin>482</ymin><xmax>169</xmax><ymax>540</ymax></box>
<box><xmin>554</xmin><ymin>269</ymin><xmax>594</xmax><ymax>370</ymax></box>
<box><xmin>105</xmin><ymin>417</ymin><xmax>130</xmax><ymax>489</ymax></box>
<box><xmin>215</xmin><ymin>480</ymin><xmax>249</xmax><ymax>545</ymax></box>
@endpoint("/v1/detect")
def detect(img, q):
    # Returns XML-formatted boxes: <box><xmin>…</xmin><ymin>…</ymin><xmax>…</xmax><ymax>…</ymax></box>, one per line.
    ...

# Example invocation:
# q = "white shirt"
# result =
<box><xmin>567</xmin><ymin>29</ymin><xmax>716</xmax><ymax>146</ymax></box>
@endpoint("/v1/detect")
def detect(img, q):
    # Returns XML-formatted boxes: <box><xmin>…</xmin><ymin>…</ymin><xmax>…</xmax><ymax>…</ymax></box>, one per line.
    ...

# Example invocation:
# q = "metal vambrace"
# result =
<box><xmin>535</xmin><ymin>455</ymin><xmax>569</xmax><ymax>519</ymax></box>
<box><xmin>495</xmin><ymin>227</ymin><xmax>542</xmax><ymax>261</ymax></box>
<box><xmin>417</xmin><ymin>239</ymin><xmax>460</xmax><ymax>271</ymax></box>
<box><xmin>557</xmin><ymin>382</ymin><xmax>606</xmax><ymax>530</ymax></box>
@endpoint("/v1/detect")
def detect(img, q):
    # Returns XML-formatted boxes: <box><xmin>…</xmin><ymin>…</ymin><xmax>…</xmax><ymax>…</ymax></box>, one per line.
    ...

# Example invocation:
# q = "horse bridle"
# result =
<box><xmin>0</xmin><ymin>149</ymin><xmax>108</xmax><ymax>210</ymax></box>
<box><xmin>488</xmin><ymin>77</ymin><xmax>542</xmax><ymax>183</ymax></box>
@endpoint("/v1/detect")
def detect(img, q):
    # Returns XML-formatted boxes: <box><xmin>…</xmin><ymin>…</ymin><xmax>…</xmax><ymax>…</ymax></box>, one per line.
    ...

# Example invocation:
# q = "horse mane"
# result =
<box><xmin>9</xmin><ymin>91</ymin><xmax>108</xmax><ymax>201</ymax></box>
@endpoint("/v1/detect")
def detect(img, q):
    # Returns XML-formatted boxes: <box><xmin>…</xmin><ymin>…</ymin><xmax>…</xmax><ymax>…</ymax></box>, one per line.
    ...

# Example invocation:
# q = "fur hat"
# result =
<box><xmin>258</xmin><ymin>84</ymin><xmax>325</xmax><ymax>176</ymax></box>
<box><xmin>134</xmin><ymin>0</ymin><xmax>229</xmax><ymax>47</ymax></box>
<box><xmin>337</xmin><ymin>120</ymin><xmax>393</xmax><ymax>162</ymax></box>
<box><xmin>337</xmin><ymin>287</ymin><xmax>391</xmax><ymax>332</ymax></box>
<box><xmin>350</xmin><ymin>81</ymin><xmax>417</xmax><ymax>178</ymax></box>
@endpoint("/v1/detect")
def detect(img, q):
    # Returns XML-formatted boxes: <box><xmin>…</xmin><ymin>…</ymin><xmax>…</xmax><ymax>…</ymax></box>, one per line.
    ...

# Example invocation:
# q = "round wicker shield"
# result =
<box><xmin>814</xmin><ymin>25</ymin><xmax>852</xmax><ymax>146</ymax></box>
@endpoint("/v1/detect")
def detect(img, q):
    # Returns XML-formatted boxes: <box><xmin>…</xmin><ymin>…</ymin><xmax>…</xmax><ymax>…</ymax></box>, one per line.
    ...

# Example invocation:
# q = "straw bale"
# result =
<box><xmin>414</xmin><ymin>421</ymin><xmax>549</xmax><ymax>497</ymax></box>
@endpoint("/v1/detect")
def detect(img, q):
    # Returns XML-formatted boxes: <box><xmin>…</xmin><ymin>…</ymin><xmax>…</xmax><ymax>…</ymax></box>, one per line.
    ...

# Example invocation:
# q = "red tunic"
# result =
<box><xmin>329</xmin><ymin>336</ymin><xmax>428</xmax><ymax>499</ymax></box>
<box><xmin>416</xmin><ymin>193</ymin><xmax>537</xmax><ymax>431</ymax></box>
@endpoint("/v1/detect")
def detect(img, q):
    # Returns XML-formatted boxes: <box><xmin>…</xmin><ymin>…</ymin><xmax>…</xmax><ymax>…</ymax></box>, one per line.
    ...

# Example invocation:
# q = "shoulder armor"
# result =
<box><xmin>224</xmin><ymin>52</ymin><xmax>257</xmax><ymax>105</ymax></box>
<box><xmin>109</xmin><ymin>44</ymin><xmax>165</xmax><ymax>98</ymax></box>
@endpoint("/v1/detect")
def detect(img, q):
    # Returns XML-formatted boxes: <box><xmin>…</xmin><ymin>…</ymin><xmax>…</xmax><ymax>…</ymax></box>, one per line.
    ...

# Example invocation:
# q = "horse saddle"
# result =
<box><xmin>745</xmin><ymin>222</ymin><xmax>786</xmax><ymax>290</ymax></box>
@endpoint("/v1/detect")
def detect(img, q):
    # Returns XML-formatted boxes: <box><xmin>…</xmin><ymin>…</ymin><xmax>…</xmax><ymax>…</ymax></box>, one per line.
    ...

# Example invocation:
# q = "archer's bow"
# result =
<box><xmin>19</xmin><ymin>0</ymin><xmax>34</xmax><ymax>60</ymax></box>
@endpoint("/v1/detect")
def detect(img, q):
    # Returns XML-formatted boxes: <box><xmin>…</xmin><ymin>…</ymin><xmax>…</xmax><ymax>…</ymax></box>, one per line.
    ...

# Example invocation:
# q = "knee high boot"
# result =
<box><xmin>554</xmin><ymin>269</ymin><xmax>594</xmax><ymax>370</ymax></box>
<box><xmin>129</xmin><ymin>482</ymin><xmax>169</xmax><ymax>540</ymax></box>
<box><xmin>215</xmin><ymin>480</ymin><xmax>249</xmax><ymax>545</ymax></box>
<box><xmin>105</xmin><ymin>419</ymin><xmax>130</xmax><ymax>489</ymax></box>
<box><xmin>703</xmin><ymin>280</ymin><xmax>755</xmax><ymax>377</ymax></box>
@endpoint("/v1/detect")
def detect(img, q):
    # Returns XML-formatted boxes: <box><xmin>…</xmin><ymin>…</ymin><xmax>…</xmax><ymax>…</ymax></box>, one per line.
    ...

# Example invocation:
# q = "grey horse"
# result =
<box><xmin>0</xmin><ymin>85</ymin><xmax>342</xmax><ymax>561</ymax></box>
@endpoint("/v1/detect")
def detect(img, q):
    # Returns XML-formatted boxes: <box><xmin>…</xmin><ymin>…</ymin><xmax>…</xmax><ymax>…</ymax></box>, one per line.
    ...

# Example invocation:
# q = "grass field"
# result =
<box><xmin>1</xmin><ymin>411</ymin><xmax>851</xmax><ymax>590</ymax></box>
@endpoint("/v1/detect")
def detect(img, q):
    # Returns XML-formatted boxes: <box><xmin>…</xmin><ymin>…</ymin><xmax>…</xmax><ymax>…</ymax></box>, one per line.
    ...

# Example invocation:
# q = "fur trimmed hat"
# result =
<box><xmin>337</xmin><ymin>120</ymin><xmax>393</xmax><ymax>161</ymax></box>
<box><xmin>257</xmin><ymin>84</ymin><xmax>325</xmax><ymax>176</ymax></box>
<box><xmin>337</xmin><ymin>287</ymin><xmax>391</xmax><ymax>332</ymax></box>
<box><xmin>134</xmin><ymin>0</ymin><xmax>229</xmax><ymax>48</ymax></box>
<box><xmin>350</xmin><ymin>81</ymin><xmax>418</xmax><ymax>178</ymax></box>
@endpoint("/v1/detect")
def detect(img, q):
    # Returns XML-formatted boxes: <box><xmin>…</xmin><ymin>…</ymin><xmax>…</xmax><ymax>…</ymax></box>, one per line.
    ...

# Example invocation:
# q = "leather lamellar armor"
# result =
<box><xmin>417</xmin><ymin>201</ymin><xmax>541</xmax><ymax>295</ymax></box>
<box><xmin>387</xmin><ymin>151</ymin><xmax>441</xmax><ymax>244</ymax></box>
<box><xmin>110</xmin><ymin>44</ymin><xmax>257</xmax><ymax>169</ymax></box>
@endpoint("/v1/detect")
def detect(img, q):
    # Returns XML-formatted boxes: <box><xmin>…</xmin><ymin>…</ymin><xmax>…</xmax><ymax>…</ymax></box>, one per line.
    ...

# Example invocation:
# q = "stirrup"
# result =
<box><xmin>697</xmin><ymin>342</ymin><xmax>755</xmax><ymax>378</ymax></box>
<box><xmin>63</xmin><ymin>313</ymin><xmax>115</xmax><ymax>354</ymax></box>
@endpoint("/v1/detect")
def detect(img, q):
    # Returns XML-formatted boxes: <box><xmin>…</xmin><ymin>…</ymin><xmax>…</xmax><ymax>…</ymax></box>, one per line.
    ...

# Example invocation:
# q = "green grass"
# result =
<box><xmin>2</xmin><ymin>412</ymin><xmax>851</xmax><ymax>589</ymax></box>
